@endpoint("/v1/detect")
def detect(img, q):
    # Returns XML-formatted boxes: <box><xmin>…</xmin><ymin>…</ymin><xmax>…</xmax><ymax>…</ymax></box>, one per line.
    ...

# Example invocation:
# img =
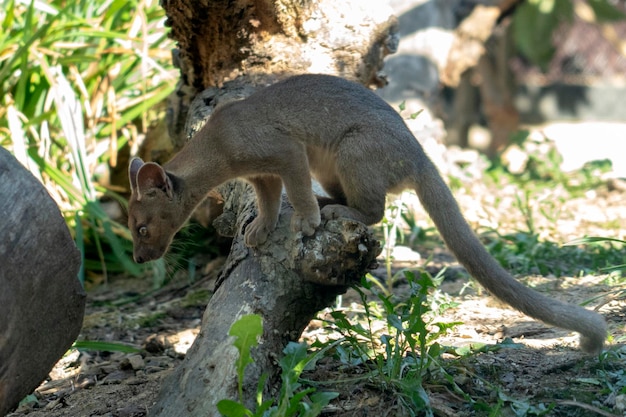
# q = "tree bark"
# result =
<box><xmin>0</xmin><ymin>148</ymin><xmax>85</xmax><ymax>416</ymax></box>
<box><xmin>149</xmin><ymin>0</ymin><xmax>395</xmax><ymax>415</ymax></box>
<box><xmin>153</xmin><ymin>0</ymin><xmax>399</xmax><ymax>157</ymax></box>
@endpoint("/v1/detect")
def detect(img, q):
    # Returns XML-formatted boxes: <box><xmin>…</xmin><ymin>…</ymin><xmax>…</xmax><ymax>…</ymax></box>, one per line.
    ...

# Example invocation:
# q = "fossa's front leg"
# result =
<box><xmin>280</xmin><ymin>169</ymin><xmax>320</xmax><ymax>237</ymax></box>
<box><xmin>245</xmin><ymin>175</ymin><xmax>283</xmax><ymax>247</ymax></box>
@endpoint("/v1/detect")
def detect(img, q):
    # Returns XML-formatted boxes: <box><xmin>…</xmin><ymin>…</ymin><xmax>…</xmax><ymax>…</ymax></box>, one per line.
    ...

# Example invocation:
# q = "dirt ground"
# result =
<box><xmin>6</xmin><ymin>150</ymin><xmax>626</xmax><ymax>417</ymax></box>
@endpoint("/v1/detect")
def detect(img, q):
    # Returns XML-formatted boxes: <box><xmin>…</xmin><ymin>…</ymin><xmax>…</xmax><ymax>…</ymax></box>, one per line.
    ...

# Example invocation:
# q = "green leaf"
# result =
<box><xmin>387</xmin><ymin>314</ymin><xmax>404</xmax><ymax>332</ymax></box>
<box><xmin>397</xmin><ymin>380</ymin><xmax>432</xmax><ymax>415</ymax></box>
<box><xmin>310</xmin><ymin>391</ymin><xmax>339</xmax><ymax>406</ymax></box>
<box><xmin>285</xmin><ymin>388</ymin><xmax>315</xmax><ymax>415</ymax></box>
<box><xmin>216</xmin><ymin>399</ymin><xmax>252</xmax><ymax>417</ymax></box>
<box><xmin>1</xmin><ymin>0</ymin><xmax>15</xmax><ymax>32</ymax></box>
<box><xmin>230</xmin><ymin>314</ymin><xmax>263</xmax><ymax>355</ymax></box>
<box><xmin>72</xmin><ymin>340</ymin><xmax>140</xmax><ymax>353</ymax></box>
<box><xmin>565</xmin><ymin>236</ymin><xmax>626</xmax><ymax>246</ymax></box>
<box><xmin>280</xmin><ymin>342</ymin><xmax>309</xmax><ymax>376</ymax></box>
<box><xmin>255</xmin><ymin>373</ymin><xmax>270</xmax><ymax>410</ymax></box>
<box><xmin>229</xmin><ymin>314</ymin><xmax>263</xmax><ymax>402</ymax></box>
<box><xmin>410</xmin><ymin>109</ymin><xmax>424</xmax><ymax>119</ymax></box>
<box><xmin>103</xmin><ymin>0</ymin><xmax>131</xmax><ymax>22</ymax></box>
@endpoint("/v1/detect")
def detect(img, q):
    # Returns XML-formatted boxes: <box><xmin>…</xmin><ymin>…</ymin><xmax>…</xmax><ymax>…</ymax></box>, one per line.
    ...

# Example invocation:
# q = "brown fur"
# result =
<box><xmin>128</xmin><ymin>74</ymin><xmax>606</xmax><ymax>353</ymax></box>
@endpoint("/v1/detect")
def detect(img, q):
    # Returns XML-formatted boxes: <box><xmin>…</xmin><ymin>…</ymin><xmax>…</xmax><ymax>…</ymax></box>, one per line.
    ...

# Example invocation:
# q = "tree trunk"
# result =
<box><xmin>442</xmin><ymin>0</ymin><xmax>521</xmax><ymax>156</ymax></box>
<box><xmin>149</xmin><ymin>0</ymin><xmax>396</xmax><ymax>415</ymax></box>
<box><xmin>0</xmin><ymin>148</ymin><xmax>85</xmax><ymax>416</ymax></box>
<box><xmin>151</xmin><ymin>181</ymin><xmax>380</xmax><ymax>416</ymax></box>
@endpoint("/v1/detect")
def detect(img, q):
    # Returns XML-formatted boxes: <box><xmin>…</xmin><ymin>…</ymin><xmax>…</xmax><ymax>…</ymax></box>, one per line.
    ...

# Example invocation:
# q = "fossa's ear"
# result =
<box><xmin>132</xmin><ymin>159</ymin><xmax>173</xmax><ymax>201</ymax></box>
<box><xmin>129</xmin><ymin>157</ymin><xmax>144</xmax><ymax>193</ymax></box>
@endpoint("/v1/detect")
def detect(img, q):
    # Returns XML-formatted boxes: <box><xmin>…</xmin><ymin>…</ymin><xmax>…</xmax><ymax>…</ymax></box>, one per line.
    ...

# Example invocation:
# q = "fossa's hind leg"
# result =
<box><xmin>315</xmin><ymin>177</ymin><xmax>347</xmax><ymax>209</ymax></box>
<box><xmin>321</xmin><ymin>193</ymin><xmax>386</xmax><ymax>225</ymax></box>
<box><xmin>318</xmin><ymin>135</ymin><xmax>391</xmax><ymax>225</ymax></box>
<box><xmin>320</xmin><ymin>168</ymin><xmax>386</xmax><ymax>226</ymax></box>
<box><xmin>316</xmin><ymin>196</ymin><xmax>345</xmax><ymax>208</ymax></box>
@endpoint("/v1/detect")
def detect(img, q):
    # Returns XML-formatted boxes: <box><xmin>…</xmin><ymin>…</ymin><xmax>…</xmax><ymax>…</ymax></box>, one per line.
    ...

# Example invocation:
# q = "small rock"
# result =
<box><xmin>101</xmin><ymin>370</ymin><xmax>133</xmax><ymax>385</ymax></box>
<box><xmin>390</xmin><ymin>245</ymin><xmax>421</xmax><ymax>263</ymax></box>
<box><xmin>115</xmin><ymin>404</ymin><xmax>147</xmax><ymax>417</ymax></box>
<box><xmin>128</xmin><ymin>354</ymin><xmax>145</xmax><ymax>370</ymax></box>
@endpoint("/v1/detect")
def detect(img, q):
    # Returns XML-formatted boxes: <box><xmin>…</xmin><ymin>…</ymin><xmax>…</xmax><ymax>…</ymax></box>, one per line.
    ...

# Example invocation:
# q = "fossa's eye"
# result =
<box><xmin>138</xmin><ymin>226</ymin><xmax>148</xmax><ymax>237</ymax></box>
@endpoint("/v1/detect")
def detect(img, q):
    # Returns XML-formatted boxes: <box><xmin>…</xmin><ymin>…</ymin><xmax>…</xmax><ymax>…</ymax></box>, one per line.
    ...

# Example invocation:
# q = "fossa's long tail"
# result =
<box><xmin>413</xmin><ymin>159</ymin><xmax>606</xmax><ymax>354</ymax></box>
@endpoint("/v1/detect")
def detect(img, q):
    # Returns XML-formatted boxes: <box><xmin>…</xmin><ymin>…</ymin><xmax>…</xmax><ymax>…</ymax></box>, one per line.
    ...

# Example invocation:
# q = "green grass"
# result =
<box><xmin>318</xmin><ymin>270</ymin><xmax>460</xmax><ymax>416</ymax></box>
<box><xmin>481</xmin><ymin>229</ymin><xmax>625</xmax><ymax>277</ymax></box>
<box><xmin>0</xmin><ymin>0</ymin><xmax>175</xmax><ymax>283</ymax></box>
<box><xmin>481</xmin><ymin>146</ymin><xmax>625</xmax><ymax>277</ymax></box>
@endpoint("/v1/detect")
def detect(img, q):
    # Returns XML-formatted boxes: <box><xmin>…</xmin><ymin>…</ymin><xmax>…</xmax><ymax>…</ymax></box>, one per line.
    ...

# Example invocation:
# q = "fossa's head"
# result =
<box><xmin>128</xmin><ymin>158</ymin><xmax>181</xmax><ymax>263</ymax></box>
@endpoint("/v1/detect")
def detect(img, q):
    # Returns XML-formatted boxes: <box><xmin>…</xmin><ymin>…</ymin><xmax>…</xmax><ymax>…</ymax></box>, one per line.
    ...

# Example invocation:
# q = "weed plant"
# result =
<box><xmin>316</xmin><ymin>269</ymin><xmax>460</xmax><ymax>416</ymax></box>
<box><xmin>217</xmin><ymin>314</ymin><xmax>338</xmax><ymax>417</ymax></box>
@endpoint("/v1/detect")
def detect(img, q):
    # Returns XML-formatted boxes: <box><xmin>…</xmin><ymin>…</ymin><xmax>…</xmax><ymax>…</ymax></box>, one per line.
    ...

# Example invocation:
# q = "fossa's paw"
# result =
<box><xmin>290</xmin><ymin>210</ymin><xmax>320</xmax><ymax>236</ymax></box>
<box><xmin>244</xmin><ymin>217</ymin><xmax>274</xmax><ymax>247</ymax></box>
